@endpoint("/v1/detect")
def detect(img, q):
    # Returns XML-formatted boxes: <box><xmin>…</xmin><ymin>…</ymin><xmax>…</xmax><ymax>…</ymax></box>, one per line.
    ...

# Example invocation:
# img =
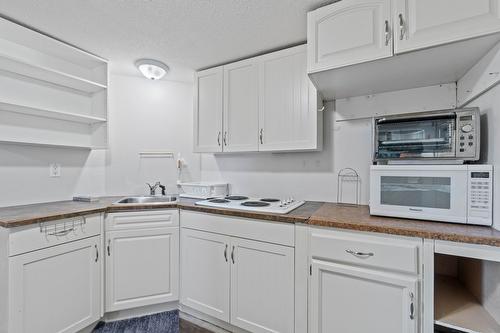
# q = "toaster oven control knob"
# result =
<box><xmin>461</xmin><ymin>124</ymin><xmax>473</xmax><ymax>133</ymax></box>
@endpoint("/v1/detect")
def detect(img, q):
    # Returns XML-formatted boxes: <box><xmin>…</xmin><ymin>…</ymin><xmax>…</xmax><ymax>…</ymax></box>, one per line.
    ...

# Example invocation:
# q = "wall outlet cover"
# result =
<box><xmin>49</xmin><ymin>163</ymin><xmax>61</xmax><ymax>177</ymax></box>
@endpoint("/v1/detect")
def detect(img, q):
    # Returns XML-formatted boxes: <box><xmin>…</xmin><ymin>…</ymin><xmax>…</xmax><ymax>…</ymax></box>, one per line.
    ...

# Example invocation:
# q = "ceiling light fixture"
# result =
<box><xmin>135</xmin><ymin>59</ymin><xmax>169</xmax><ymax>80</ymax></box>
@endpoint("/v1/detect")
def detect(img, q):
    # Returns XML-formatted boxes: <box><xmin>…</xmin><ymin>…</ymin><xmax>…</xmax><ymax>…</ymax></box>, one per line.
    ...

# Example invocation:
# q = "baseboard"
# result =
<box><xmin>104</xmin><ymin>301</ymin><xmax>179</xmax><ymax>322</ymax></box>
<box><xmin>179</xmin><ymin>305</ymin><xmax>250</xmax><ymax>333</ymax></box>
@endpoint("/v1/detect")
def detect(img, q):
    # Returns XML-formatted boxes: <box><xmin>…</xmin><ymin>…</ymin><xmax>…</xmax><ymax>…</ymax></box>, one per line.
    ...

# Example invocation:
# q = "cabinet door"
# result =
<box><xmin>223</xmin><ymin>59</ymin><xmax>259</xmax><ymax>152</ymax></box>
<box><xmin>259</xmin><ymin>45</ymin><xmax>321</xmax><ymax>151</ymax></box>
<box><xmin>194</xmin><ymin>67</ymin><xmax>223</xmax><ymax>152</ymax></box>
<box><xmin>230</xmin><ymin>238</ymin><xmax>295</xmax><ymax>333</ymax></box>
<box><xmin>309</xmin><ymin>260</ymin><xmax>418</xmax><ymax>333</ymax></box>
<box><xmin>180</xmin><ymin>228</ymin><xmax>231</xmax><ymax>322</ymax></box>
<box><xmin>105</xmin><ymin>227</ymin><xmax>179</xmax><ymax>312</ymax></box>
<box><xmin>9</xmin><ymin>236</ymin><xmax>101</xmax><ymax>333</ymax></box>
<box><xmin>395</xmin><ymin>0</ymin><xmax>500</xmax><ymax>53</ymax></box>
<box><xmin>307</xmin><ymin>0</ymin><xmax>393</xmax><ymax>72</ymax></box>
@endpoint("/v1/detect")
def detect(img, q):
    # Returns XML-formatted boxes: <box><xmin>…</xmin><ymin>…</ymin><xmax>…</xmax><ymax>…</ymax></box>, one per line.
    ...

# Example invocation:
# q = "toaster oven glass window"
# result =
<box><xmin>380</xmin><ymin>176</ymin><xmax>451</xmax><ymax>209</ymax></box>
<box><xmin>376</xmin><ymin>116</ymin><xmax>455</xmax><ymax>159</ymax></box>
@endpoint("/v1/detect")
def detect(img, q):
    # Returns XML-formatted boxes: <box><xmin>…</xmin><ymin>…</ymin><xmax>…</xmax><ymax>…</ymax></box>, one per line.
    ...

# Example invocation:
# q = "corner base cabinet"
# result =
<box><xmin>105</xmin><ymin>210</ymin><xmax>179</xmax><ymax>312</ymax></box>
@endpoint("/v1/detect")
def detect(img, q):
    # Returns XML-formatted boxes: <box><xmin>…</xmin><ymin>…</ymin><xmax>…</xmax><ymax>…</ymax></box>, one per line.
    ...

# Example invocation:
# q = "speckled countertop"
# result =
<box><xmin>1</xmin><ymin>197</ymin><xmax>500</xmax><ymax>247</ymax></box>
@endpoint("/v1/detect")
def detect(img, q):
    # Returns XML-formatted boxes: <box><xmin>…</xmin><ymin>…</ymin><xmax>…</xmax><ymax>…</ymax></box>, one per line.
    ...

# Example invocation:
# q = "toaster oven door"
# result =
<box><xmin>375</xmin><ymin>114</ymin><xmax>456</xmax><ymax>160</ymax></box>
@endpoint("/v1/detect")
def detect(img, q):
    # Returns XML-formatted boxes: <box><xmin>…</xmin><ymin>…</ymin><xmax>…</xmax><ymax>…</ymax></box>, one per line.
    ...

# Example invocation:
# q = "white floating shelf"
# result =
<box><xmin>435</xmin><ymin>275</ymin><xmax>500</xmax><ymax>333</ymax></box>
<box><xmin>0</xmin><ymin>101</ymin><xmax>107</xmax><ymax>124</ymax></box>
<box><xmin>0</xmin><ymin>54</ymin><xmax>107</xmax><ymax>94</ymax></box>
<box><xmin>0</xmin><ymin>139</ymin><xmax>94</xmax><ymax>150</ymax></box>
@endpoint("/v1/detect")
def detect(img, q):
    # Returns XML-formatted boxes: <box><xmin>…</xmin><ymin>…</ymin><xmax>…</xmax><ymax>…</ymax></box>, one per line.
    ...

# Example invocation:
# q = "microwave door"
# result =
<box><xmin>376</xmin><ymin>116</ymin><xmax>456</xmax><ymax>160</ymax></box>
<box><xmin>370</xmin><ymin>168</ymin><xmax>468</xmax><ymax>223</ymax></box>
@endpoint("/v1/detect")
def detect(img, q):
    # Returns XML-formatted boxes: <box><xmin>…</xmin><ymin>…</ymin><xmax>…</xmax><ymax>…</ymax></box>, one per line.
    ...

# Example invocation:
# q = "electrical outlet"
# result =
<box><xmin>49</xmin><ymin>163</ymin><xmax>61</xmax><ymax>177</ymax></box>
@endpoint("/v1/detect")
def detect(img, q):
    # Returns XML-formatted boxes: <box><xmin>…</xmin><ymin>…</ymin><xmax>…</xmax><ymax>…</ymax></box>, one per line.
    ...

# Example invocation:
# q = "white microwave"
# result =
<box><xmin>370</xmin><ymin>165</ymin><xmax>493</xmax><ymax>226</ymax></box>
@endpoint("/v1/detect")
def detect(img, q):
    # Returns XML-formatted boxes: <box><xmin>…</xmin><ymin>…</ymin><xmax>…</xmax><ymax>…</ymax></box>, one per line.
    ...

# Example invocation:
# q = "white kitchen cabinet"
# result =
<box><xmin>309</xmin><ymin>260</ymin><xmax>418</xmax><ymax>333</ymax></box>
<box><xmin>194</xmin><ymin>45</ymin><xmax>322</xmax><ymax>154</ymax></box>
<box><xmin>230</xmin><ymin>238</ymin><xmax>295</xmax><ymax>333</ymax></box>
<box><xmin>105</xmin><ymin>226</ymin><xmax>179</xmax><ymax>312</ymax></box>
<box><xmin>194</xmin><ymin>66</ymin><xmax>223</xmax><ymax>153</ymax></box>
<box><xmin>259</xmin><ymin>45</ymin><xmax>322</xmax><ymax>151</ymax></box>
<box><xmin>9</xmin><ymin>236</ymin><xmax>101</xmax><ymax>333</ymax></box>
<box><xmin>180</xmin><ymin>228</ymin><xmax>231</xmax><ymax>322</ymax></box>
<box><xmin>223</xmin><ymin>58</ymin><xmax>259</xmax><ymax>152</ymax></box>
<box><xmin>395</xmin><ymin>0</ymin><xmax>500</xmax><ymax>54</ymax></box>
<box><xmin>180</xmin><ymin>212</ymin><xmax>295</xmax><ymax>333</ymax></box>
<box><xmin>307</xmin><ymin>0</ymin><xmax>393</xmax><ymax>73</ymax></box>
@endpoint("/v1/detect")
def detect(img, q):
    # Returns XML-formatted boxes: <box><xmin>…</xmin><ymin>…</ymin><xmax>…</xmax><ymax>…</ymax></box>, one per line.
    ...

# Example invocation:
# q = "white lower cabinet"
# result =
<box><xmin>230</xmin><ymin>238</ymin><xmax>295</xmax><ymax>333</ymax></box>
<box><xmin>105</xmin><ymin>210</ymin><xmax>179</xmax><ymax>312</ymax></box>
<box><xmin>180</xmin><ymin>215</ymin><xmax>295</xmax><ymax>333</ymax></box>
<box><xmin>180</xmin><ymin>229</ymin><xmax>231</xmax><ymax>321</ymax></box>
<box><xmin>9</xmin><ymin>236</ymin><xmax>101</xmax><ymax>333</ymax></box>
<box><xmin>105</xmin><ymin>226</ymin><xmax>179</xmax><ymax>312</ymax></box>
<box><xmin>308</xmin><ymin>228</ymin><xmax>422</xmax><ymax>333</ymax></box>
<box><xmin>310</xmin><ymin>260</ymin><xmax>418</xmax><ymax>333</ymax></box>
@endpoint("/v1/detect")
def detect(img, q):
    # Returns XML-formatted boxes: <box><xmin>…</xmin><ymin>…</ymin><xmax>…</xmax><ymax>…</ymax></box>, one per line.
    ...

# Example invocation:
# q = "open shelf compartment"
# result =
<box><xmin>434</xmin><ymin>253</ymin><xmax>500</xmax><ymax>333</ymax></box>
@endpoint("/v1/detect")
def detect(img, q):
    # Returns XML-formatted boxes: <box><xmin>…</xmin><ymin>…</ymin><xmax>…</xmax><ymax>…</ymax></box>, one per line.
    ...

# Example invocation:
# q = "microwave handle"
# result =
<box><xmin>376</xmin><ymin>113</ymin><xmax>456</xmax><ymax>124</ymax></box>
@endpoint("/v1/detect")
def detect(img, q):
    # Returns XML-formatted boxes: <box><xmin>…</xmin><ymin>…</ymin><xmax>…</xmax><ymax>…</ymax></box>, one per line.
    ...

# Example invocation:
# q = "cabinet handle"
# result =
<box><xmin>259</xmin><ymin>129</ymin><xmax>264</xmax><ymax>144</ymax></box>
<box><xmin>95</xmin><ymin>244</ymin><xmax>99</xmax><ymax>263</ymax></box>
<box><xmin>223</xmin><ymin>131</ymin><xmax>228</xmax><ymax>146</ymax></box>
<box><xmin>48</xmin><ymin>228</ymin><xmax>74</xmax><ymax>237</ymax></box>
<box><xmin>409</xmin><ymin>292</ymin><xmax>415</xmax><ymax>320</ymax></box>
<box><xmin>346</xmin><ymin>249</ymin><xmax>374</xmax><ymax>258</ymax></box>
<box><xmin>217</xmin><ymin>131</ymin><xmax>221</xmax><ymax>146</ymax></box>
<box><xmin>107</xmin><ymin>239</ymin><xmax>111</xmax><ymax>256</ymax></box>
<box><xmin>224</xmin><ymin>244</ymin><xmax>228</xmax><ymax>262</ymax></box>
<box><xmin>231</xmin><ymin>245</ymin><xmax>235</xmax><ymax>264</ymax></box>
<box><xmin>399</xmin><ymin>13</ymin><xmax>405</xmax><ymax>40</ymax></box>
<box><xmin>384</xmin><ymin>20</ymin><xmax>391</xmax><ymax>46</ymax></box>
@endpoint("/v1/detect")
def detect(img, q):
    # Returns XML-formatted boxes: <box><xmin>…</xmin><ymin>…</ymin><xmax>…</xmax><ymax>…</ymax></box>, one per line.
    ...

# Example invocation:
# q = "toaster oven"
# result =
<box><xmin>373</xmin><ymin>108</ymin><xmax>481</xmax><ymax>162</ymax></box>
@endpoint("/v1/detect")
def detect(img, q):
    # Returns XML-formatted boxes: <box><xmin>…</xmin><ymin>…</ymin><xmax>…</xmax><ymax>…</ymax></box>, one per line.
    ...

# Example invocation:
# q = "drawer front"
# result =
<box><xmin>9</xmin><ymin>214</ymin><xmax>102</xmax><ymax>257</ymax></box>
<box><xmin>106</xmin><ymin>209</ymin><xmax>179</xmax><ymax>231</ymax></box>
<box><xmin>310</xmin><ymin>228</ymin><xmax>421</xmax><ymax>275</ymax></box>
<box><xmin>180</xmin><ymin>211</ymin><xmax>294</xmax><ymax>247</ymax></box>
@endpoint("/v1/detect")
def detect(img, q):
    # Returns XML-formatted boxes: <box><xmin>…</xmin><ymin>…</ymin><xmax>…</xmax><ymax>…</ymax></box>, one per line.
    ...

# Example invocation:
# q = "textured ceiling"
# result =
<box><xmin>0</xmin><ymin>0</ymin><xmax>330</xmax><ymax>82</ymax></box>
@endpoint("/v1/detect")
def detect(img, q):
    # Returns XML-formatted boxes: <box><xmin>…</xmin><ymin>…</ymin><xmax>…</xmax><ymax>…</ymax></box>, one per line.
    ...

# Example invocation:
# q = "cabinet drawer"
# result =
<box><xmin>9</xmin><ymin>214</ymin><xmax>102</xmax><ymax>257</ymax></box>
<box><xmin>310</xmin><ymin>228</ymin><xmax>421</xmax><ymax>275</ymax></box>
<box><xmin>106</xmin><ymin>209</ymin><xmax>179</xmax><ymax>231</ymax></box>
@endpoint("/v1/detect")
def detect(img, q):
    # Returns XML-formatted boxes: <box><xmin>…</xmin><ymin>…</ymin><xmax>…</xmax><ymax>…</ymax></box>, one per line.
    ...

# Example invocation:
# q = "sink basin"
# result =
<box><xmin>115</xmin><ymin>196</ymin><xmax>177</xmax><ymax>204</ymax></box>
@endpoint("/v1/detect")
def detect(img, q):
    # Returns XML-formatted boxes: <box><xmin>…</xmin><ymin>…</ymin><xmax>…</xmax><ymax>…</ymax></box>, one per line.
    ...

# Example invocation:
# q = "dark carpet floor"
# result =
<box><xmin>92</xmin><ymin>310</ymin><xmax>213</xmax><ymax>333</ymax></box>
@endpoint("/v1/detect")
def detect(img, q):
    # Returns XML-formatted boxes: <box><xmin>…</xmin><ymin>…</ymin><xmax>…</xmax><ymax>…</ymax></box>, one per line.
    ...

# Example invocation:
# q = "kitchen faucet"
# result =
<box><xmin>146</xmin><ymin>182</ymin><xmax>160</xmax><ymax>195</ymax></box>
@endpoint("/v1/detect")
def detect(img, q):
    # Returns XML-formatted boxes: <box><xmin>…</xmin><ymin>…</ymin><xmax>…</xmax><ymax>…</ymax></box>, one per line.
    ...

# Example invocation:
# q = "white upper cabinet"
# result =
<box><xmin>194</xmin><ymin>45</ymin><xmax>322</xmax><ymax>154</ymax></box>
<box><xmin>395</xmin><ymin>0</ymin><xmax>500</xmax><ymax>54</ymax></box>
<box><xmin>307</xmin><ymin>0</ymin><xmax>393</xmax><ymax>72</ymax></box>
<box><xmin>223</xmin><ymin>58</ymin><xmax>259</xmax><ymax>152</ymax></box>
<box><xmin>259</xmin><ymin>45</ymin><xmax>322</xmax><ymax>151</ymax></box>
<box><xmin>194</xmin><ymin>66</ymin><xmax>223</xmax><ymax>153</ymax></box>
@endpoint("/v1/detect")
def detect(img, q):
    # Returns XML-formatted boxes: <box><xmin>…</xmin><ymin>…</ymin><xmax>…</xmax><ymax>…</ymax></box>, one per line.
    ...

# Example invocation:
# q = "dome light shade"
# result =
<box><xmin>135</xmin><ymin>59</ymin><xmax>169</xmax><ymax>80</ymax></box>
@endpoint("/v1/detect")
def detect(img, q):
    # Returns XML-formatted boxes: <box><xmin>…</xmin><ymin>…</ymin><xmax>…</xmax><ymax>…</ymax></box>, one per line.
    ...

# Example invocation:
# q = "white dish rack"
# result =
<box><xmin>178</xmin><ymin>182</ymin><xmax>228</xmax><ymax>199</ymax></box>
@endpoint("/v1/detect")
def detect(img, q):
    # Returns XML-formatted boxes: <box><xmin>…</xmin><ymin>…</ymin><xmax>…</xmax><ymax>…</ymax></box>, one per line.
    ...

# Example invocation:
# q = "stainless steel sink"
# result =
<box><xmin>115</xmin><ymin>196</ymin><xmax>177</xmax><ymax>204</ymax></box>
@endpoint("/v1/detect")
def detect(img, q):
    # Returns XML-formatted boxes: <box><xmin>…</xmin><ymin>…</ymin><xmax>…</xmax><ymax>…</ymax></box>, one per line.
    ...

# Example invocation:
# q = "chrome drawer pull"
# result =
<box><xmin>384</xmin><ymin>20</ymin><xmax>391</xmax><ymax>46</ymax></box>
<box><xmin>231</xmin><ymin>245</ymin><xmax>235</xmax><ymax>264</ymax></box>
<box><xmin>224</xmin><ymin>244</ymin><xmax>228</xmax><ymax>262</ymax></box>
<box><xmin>399</xmin><ymin>13</ymin><xmax>406</xmax><ymax>40</ymax></box>
<box><xmin>346</xmin><ymin>249</ymin><xmax>374</xmax><ymax>258</ymax></box>
<box><xmin>48</xmin><ymin>228</ymin><xmax>75</xmax><ymax>237</ymax></box>
<box><xmin>95</xmin><ymin>244</ymin><xmax>99</xmax><ymax>263</ymax></box>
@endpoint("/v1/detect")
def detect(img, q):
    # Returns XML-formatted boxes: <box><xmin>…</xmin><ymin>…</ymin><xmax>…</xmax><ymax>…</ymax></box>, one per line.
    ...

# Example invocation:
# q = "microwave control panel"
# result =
<box><xmin>468</xmin><ymin>166</ymin><xmax>493</xmax><ymax>226</ymax></box>
<box><xmin>456</xmin><ymin>110</ymin><xmax>479</xmax><ymax>159</ymax></box>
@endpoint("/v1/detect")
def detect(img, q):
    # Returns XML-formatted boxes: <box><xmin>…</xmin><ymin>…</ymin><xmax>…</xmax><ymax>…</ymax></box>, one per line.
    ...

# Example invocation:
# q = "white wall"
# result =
<box><xmin>105</xmin><ymin>74</ymin><xmax>200</xmax><ymax>196</ymax></box>
<box><xmin>0</xmin><ymin>145</ymin><xmax>105</xmax><ymax>207</ymax></box>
